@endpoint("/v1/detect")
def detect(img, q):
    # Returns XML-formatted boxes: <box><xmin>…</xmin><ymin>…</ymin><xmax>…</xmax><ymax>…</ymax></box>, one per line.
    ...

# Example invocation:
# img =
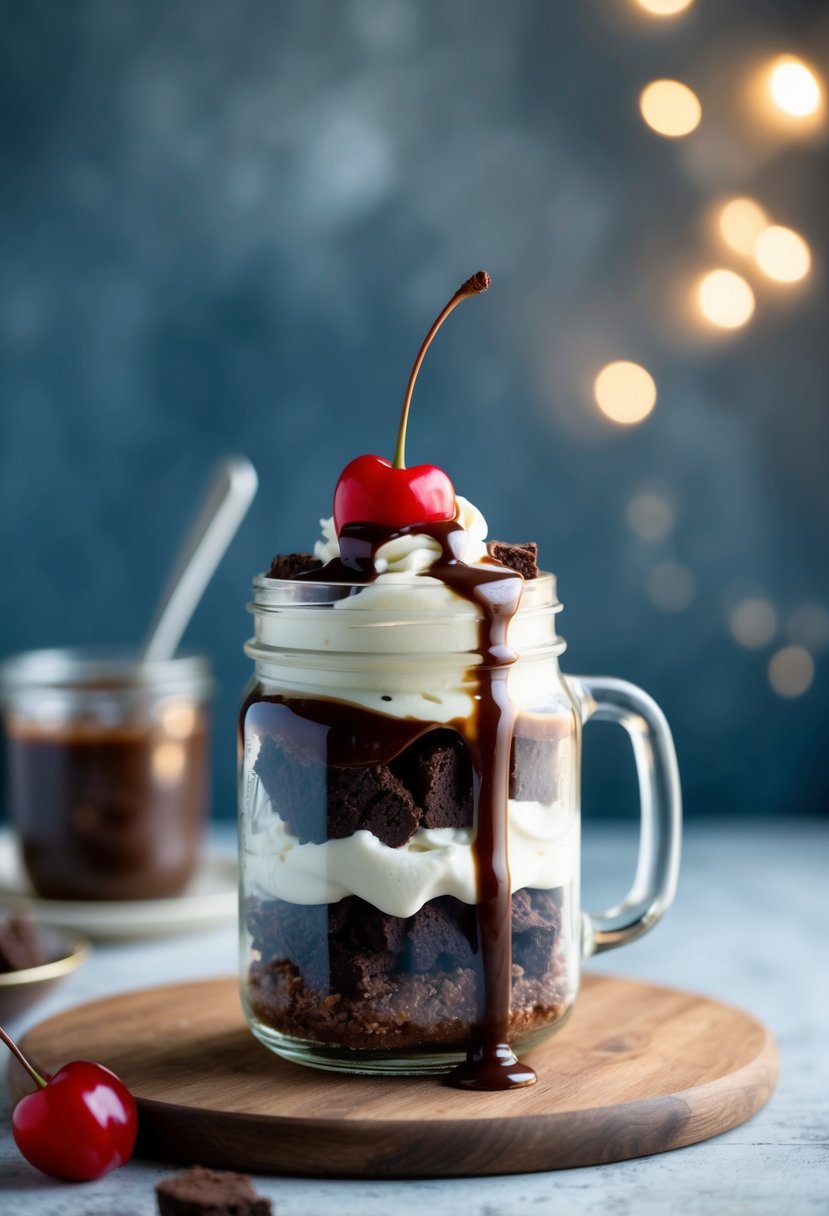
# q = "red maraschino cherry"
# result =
<box><xmin>1</xmin><ymin>1024</ymin><xmax>137</xmax><ymax>1181</ymax></box>
<box><xmin>333</xmin><ymin>270</ymin><xmax>491</xmax><ymax>535</ymax></box>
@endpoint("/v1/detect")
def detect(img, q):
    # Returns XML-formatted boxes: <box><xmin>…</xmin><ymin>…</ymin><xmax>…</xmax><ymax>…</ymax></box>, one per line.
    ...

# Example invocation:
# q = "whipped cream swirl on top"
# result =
<box><xmin>314</xmin><ymin>495</ymin><xmax>489</xmax><ymax>573</ymax></box>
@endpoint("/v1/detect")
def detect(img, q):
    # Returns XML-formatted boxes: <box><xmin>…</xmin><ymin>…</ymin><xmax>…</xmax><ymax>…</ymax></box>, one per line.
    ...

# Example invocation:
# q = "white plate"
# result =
<box><xmin>0</xmin><ymin>831</ymin><xmax>237</xmax><ymax>940</ymax></box>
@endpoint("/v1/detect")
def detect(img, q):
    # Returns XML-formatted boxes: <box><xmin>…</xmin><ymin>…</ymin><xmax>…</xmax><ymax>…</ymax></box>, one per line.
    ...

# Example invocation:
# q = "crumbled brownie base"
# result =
<box><xmin>246</xmin><ymin>890</ymin><xmax>560</xmax><ymax>999</ymax></box>
<box><xmin>487</xmin><ymin>540</ymin><xmax>539</xmax><ymax>580</ymax></box>
<box><xmin>267</xmin><ymin>552</ymin><xmax>322</xmax><ymax>579</ymax></box>
<box><xmin>245</xmin><ymin>888</ymin><xmax>567</xmax><ymax>1050</ymax></box>
<box><xmin>248</xmin><ymin>954</ymin><xmax>569</xmax><ymax>1052</ymax></box>
<box><xmin>0</xmin><ymin>915</ymin><xmax>47</xmax><ymax>973</ymax></box>
<box><xmin>155</xmin><ymin>1164</ymin><xmax>272</xmax><ymax>1216</ymax></box>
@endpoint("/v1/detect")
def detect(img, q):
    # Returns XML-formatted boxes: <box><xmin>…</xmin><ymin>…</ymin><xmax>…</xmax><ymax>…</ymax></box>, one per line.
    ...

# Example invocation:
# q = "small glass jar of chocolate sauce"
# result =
<box><xmin>238</xmin><ymin>568</ymin><xmax>681</xmax><ymax>1085</ymax></box>
<box><xmin>0</xmin><ymin>649</ymin><xmax>212</xmax><ymax>901</ymax></box>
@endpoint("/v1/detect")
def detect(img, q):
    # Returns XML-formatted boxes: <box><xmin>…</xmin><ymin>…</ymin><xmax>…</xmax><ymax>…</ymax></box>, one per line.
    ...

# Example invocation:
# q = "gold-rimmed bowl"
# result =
<box><xmin>0</xmin><ymin>928</ymin><xmax>89</xmax><ymax>1023</ymax></box>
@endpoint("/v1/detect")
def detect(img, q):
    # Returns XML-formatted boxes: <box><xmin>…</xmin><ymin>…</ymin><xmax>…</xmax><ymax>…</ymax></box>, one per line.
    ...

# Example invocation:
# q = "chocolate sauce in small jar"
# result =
<box><xmin>238</xmin><ymin>539</ymin><xmax>584</xmax><ymax>1082</ymax></box>
<box><xmin>0</xmin><ymin>650</ymin><xmax>212</xmax><ymax>900</ymax></box>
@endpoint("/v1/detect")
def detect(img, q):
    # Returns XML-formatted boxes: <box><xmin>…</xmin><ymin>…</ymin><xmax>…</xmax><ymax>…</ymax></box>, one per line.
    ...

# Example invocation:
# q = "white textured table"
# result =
<box><xmin>1</xmin><ymin>820</ymin><xmax>826</xmax><ymax>1216</ymax></box>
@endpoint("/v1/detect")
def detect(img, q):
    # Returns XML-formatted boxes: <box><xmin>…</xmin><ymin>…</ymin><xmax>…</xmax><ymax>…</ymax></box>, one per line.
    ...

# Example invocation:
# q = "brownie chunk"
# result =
<box><xmin>511</xmin><ymin>888</ymin><xmax>561</xmax><ymax>978</ymax></box>
<box><xmin>247</xmin><ymin>896</ymin><xmax>401</xmax><ymax>994</ymax></box>
<box><xmin>487</xmin><ymin>540</ymin><xmax>539</xmax><ymax>580</ymax></box>
<box><xmin>267</xmin><ymin>551</ymin><xmax>322</xmax><ymax>579</ymax></box>
<box><xmin>156</xmin><ymin>1165</ymin><xmax>272</xmax><ymax>1216</ymax></box>
<box><xmin>406</xmin><ymin>897</ymin><xmax>477</xmax><ymax>971</ymax></box>
<box><xmin>253</xmin><ymin>735</ymin><xmax>328</xmax><ymax>842</ymax></box>
<box><xmin>246</xmin><ymin>898</ymin><xmax>331</xmax><ymax>991</ymax></box>
<box><xmin>342</xmin><ymin>898</ymin><xmax>408</xmax><ymax>954</ymax></box>
<box><xmin>392</xmin><ymin>731</ymin><xmax>474</xmax><ymax>830</ymax></box>
<box><xmin>330</xmin><ymin>898</ymin><xmax>407</xmax><ymax>990</ymax></box>
<box><xmin>510</xmin><ymin>735</ymin><xmax>557</xmax><ymax>802</ymax></box>
<box><xmin>328</xmin><ymin>764</ymin><xmax>420</xmax><ymax>847</ymax></box>
<box><xmin>0</xmin><ymin>916</ymin><xmax>47</xmax><ymax>973</ymax></box>
<box><xmin>329</xmin><ymin>941</ymin><xmax>397</xmax><ymax>991</ymax></box>
<box><xmin>255</xmin><ymin>734</ymin><xmax>420</xmax><ymax>848</ymax></box>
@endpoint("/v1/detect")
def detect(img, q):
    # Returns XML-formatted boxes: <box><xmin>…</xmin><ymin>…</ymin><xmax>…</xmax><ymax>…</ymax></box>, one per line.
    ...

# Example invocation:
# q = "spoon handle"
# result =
<box><xmin>142</xmin><ymin>456</ymin><xmax>258</xmax><ymax>663</ymax></box>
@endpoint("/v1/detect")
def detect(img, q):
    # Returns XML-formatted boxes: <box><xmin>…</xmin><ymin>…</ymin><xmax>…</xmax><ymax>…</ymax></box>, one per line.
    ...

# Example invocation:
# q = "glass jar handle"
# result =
<box><xmin>569</xmin><ymin>676</ymin><xmax>682</xmax><ymax>957</ymax></box>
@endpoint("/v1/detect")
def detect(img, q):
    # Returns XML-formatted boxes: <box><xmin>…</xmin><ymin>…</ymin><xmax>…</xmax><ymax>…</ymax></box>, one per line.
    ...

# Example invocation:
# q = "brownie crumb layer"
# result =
<box><xmin>487</xmin><ymin>540</ymin><xmax>539</xmax><ymax>580</ymax></box>
<box><xmin>246</xmin><ymin>888</ymin><xmax>568</xmax><ymax>1051</ymax></box>
<box><xmin>248</xmin><ymin>956</ymin><xmax>568</xmax><ymax>1052</ymax></box>
<box><xmin>156</xmin><ymin>1164</ymin><xmax>272</xmax><ymax>1216</ymax></box>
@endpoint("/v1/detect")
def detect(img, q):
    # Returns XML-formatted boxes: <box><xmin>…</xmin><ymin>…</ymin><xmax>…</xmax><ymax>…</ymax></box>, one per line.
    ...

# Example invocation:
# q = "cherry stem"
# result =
<box><xmin>0</xmin><ymin>1025</ymin><xmax>48</xmax><ymax>1089</ymax></box>
<box><xmin>393</xmin><ymin>270</ymin><xmax>491</xmax><ymax>470</ymax></box>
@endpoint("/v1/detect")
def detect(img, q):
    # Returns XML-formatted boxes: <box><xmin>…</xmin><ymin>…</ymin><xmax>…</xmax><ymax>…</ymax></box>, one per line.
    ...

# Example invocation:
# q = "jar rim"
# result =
<box><xmin>0</xmin><ymin>647</ymin><xmax>212</xmax><ymax>697</ymax></box>
<box><xmin>250</xmin><ymin>569</ymin><xmax>559</xmax><ymax>609</ymax></box>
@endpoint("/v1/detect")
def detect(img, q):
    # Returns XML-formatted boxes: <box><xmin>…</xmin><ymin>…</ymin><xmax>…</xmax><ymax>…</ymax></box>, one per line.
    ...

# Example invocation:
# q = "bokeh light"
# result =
<box><xmin>647</xmin><ymin>562</ymin><xmax>696</xmax><ymax>612</ymax></box>
<box><xmin>594</xmin><ymin>361</ymin><xmax>657</xmax><ymax>425</ymax></box>
<box><xmin>696</xmin><ymin>269</ymin><xmax>755</xmax><ymax>329</ymax></box>
<box><xmin>787</xmin><ymin>605</ymin><xmax>829</xmax><ymax>655</ymax></box>
<box><xmin>152</xmin><ymin>741</ymin><xmax>187</xmax><ymax>782</ymax></box>
<box><xmin>769</xmin><ymin>57</ymin><xmax>822</xmax><ymax>118</ymax></box>
<box><xmin>159</xmin><ymin>699</ymin><xmax>198</xmax><ymax>737</ymax></box>
<box><xmin>634</xmin><ymin>0</ymin><xmax>693</xmax><ymax>16</ymax></box>
<box><xmin>626</xmin><ymin>489</ymin><xmax>675</xmax><ymax>540</ymax></box>
<box><xmin>640</xmin><ymin>80</ymin><xmax>702</xmax><ymax>137</ymax></box>
<box><xmin>729</xmin><ymin>598</ymin><xmax>778</xmax><ymax>649</ymax></box>
<box><xmin>768</xmin><ymin>645</ymin><xmax>815</xmax><ymax>698</ymax></box>
<box><xmin>755</xmin><ymin>225</ymin><xmax>811</xmax><ymax>283</ymax></box>
<box><xmin>719</xmin><ymin>197</ymin><xmax>768</xmax><ymax>256</ymax></box>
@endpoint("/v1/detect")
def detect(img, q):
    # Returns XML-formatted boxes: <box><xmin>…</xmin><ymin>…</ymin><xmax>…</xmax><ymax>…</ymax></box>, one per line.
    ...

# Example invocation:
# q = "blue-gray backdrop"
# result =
<box><xmin>1</xmin><ymin>0</ymin><xmax>827</xmax><ymax>822</ymax></box>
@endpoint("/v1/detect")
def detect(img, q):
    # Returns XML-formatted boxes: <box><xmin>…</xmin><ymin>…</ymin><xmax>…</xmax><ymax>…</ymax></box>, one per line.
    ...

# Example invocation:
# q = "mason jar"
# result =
<box><xmin>0</xmin><ymin>649</ymin><xmax>213</xmax><ymax>901</ymax></box>
<box><xmin>238</xmin><ymin>573</ymin><xmax>680</xmax><ymax>1074</ymax></box>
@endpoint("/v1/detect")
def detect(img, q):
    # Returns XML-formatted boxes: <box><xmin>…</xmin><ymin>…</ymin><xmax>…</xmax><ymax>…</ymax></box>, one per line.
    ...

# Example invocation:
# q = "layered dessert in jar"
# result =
<box><xmin>239</xmin><ymin>274</ymin><xmax>580</xmax><ymax>1088</ymax></box>
<box><xmin>1</xmin><ymin>652</ymin><xmax>211</xmax><ymax>901</ymax></box>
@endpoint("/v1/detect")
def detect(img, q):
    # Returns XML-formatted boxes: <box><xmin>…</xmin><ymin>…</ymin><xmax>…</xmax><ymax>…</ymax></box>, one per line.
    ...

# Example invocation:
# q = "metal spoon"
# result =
<box><xmin>142</xmin><ymin>456</ymin><xmax>258</xmax><ymax>663</ymax></box>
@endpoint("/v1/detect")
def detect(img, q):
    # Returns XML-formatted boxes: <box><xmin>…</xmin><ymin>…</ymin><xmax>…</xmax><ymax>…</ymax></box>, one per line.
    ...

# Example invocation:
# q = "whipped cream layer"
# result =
<box><xmin>243</xmin><ymin>764</ymin><xmax>579</xmax><ymax>918</ymax></box>
<box><xmin>249</xmin><ymin>497</ymin><xmax>561</xmax><ymax>723</ymax></box>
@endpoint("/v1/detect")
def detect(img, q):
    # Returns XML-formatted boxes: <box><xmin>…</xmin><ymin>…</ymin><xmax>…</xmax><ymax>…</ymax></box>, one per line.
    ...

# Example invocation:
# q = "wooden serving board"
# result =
<box><xmin>14</xmin><ymin>974</ymin><xmax>778</xmax><ymax>1178</ymax></box>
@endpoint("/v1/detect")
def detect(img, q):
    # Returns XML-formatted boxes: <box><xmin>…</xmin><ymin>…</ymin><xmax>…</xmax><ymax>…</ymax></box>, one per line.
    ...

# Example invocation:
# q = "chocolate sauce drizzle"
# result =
<box><xmin>301</xmin><ymin>520</ymin><xmax>537</xmax><ymax>1089</ymax></box>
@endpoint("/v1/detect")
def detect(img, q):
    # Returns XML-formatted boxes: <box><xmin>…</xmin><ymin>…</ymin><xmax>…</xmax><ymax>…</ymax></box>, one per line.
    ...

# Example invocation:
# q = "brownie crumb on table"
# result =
<box><xmin>266</xmin><ymin>551</ymin><xmax>322</xmax><ymax>579</ymax></box>
<box><xmin>487</xmin><ymin>540</ymin><xmax>539</xmax><ymax>580</ymax></box>
<box><xmin>155</xmin><ymin>1165</ymin><xmax>272</xmax><ymax>1216</ymax></box>
<box><xmin>0</xmin><ymin>914</ymin><xmax>47</xmax><ymax>973</ymax></box>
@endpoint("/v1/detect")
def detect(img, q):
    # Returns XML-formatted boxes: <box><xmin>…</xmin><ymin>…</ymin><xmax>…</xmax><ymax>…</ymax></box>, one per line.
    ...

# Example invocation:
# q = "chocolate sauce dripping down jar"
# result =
<box><xmin>236</xmin><ymin>543</ymin><xmax>682</xmax><ymax>1080</ymax></box>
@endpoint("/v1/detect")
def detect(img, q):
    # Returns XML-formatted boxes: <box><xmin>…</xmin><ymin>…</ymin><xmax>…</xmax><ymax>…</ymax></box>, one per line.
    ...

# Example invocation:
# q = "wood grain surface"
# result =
<box><xmin>14</xmin><ymin>973</ymin><xmax>778</xmax><ymax>1178</ymax></box>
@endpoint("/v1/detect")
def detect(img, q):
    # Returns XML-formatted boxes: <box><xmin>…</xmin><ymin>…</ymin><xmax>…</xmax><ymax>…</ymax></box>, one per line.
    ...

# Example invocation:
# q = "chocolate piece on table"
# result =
<box><xmin>267</xmin><ymin>551</ymin><xmax>322</xmax><ymax>580</ymax></box>
<box><xmin>0</xmin><ymin>915</ymin><xmax>47</xmax><ymax>973</ymax></box>
<box><xmin>393</xmin><ymin>731</ymin><xmax>474</xmax><ymax>830</ymax></box>
<box><xmin>156</xmin><ymin>1165</ymin><xmax>272</xmax><ymax>1216</ymax></box>
<box><xmin>487</xmin><ymin>540</ymin><xmax>539</xmax><ymax>580</ymax></box>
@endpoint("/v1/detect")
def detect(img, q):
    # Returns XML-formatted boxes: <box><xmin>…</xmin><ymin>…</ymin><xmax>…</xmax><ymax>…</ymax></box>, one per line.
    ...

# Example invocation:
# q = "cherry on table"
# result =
<box><xmin>333</xmin><ymin>270</ymin><xmax>491</xmax><ymax>536</ymax></box>
<box><xmin>1</xmin><ymin>1024</ymin><xmax>137</xmax><ymax>1182</ymax></box>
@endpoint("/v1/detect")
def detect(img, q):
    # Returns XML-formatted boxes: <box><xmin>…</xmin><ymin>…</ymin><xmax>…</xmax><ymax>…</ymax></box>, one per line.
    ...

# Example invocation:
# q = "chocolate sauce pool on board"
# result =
<box><xmin>260</xmin><ymin>520</ymin><xmax>537</xmax><ymax>1089</ymax></box>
